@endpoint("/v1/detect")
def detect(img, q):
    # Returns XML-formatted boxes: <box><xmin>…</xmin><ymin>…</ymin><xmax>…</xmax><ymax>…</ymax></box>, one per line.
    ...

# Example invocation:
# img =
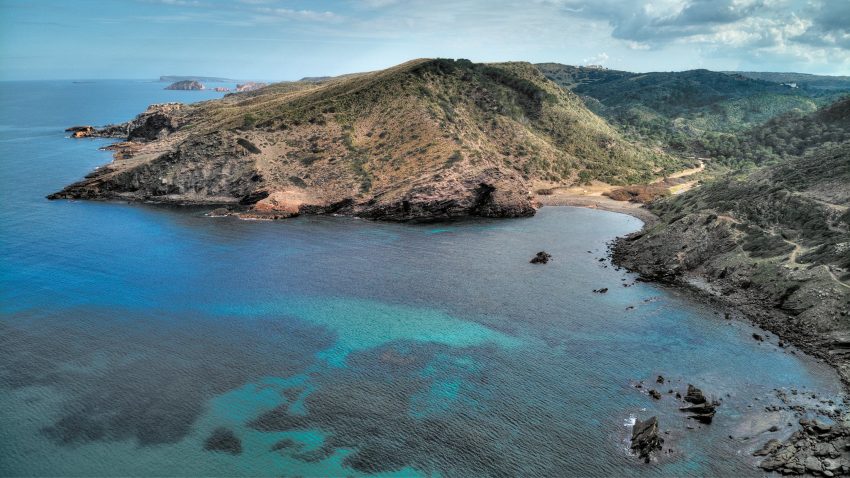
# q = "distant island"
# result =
<box><xmin>159</xmin><ymin>75</ymin><xmax>235</xmax><ymax>83</ymax></box>
<box><xmin>165</xmin><ymin>80</ymin><xmax>205</xmax><ymax>91</ymax></box>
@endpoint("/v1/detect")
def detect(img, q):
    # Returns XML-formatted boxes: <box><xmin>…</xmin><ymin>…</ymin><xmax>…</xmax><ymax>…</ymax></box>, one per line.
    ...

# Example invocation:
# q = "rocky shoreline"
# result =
<box><xmin>607</xmin><ymin>206</ymin><xmax>850</xmax><ymax>475</ymax></box>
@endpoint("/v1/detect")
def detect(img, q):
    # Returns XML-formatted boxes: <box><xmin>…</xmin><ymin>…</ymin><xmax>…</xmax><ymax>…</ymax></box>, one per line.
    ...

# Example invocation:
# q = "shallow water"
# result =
<box><xmin>0</xmin><ymin>81</ymin><xmax>843</xmax><ymax>476</ymax></box>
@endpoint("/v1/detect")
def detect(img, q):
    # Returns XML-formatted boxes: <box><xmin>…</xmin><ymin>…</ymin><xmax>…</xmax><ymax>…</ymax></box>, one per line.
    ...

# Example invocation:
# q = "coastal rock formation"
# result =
<box><xmin>51</xmin><ymin>59</ymin><xmax>682</xmax><ymax>221</ymax></box>
<box><xmin>165</xmin><ymin>80</ymin><xmax>204</xmax><ymax>90</ymax></box>
<box><xmin>684</xmin><ymin>384</ymin><xmax>706</xmax><ymax>404</ymax></box>
<box><xmin>679</xmin><ymin>385</ymin><xmax>718</xmax><ymax>423</ymax></box>
<box><xmin>66</xmin><ymin>126</ymin><xmax>95</xmax><ymax>138</ymax></box>
<box><xmin>631</xmin><ymin>416</ymin><xmax>663</xmax><ymax>463</ymax></box>
<box><xmin>530</xmin><ymin>251</ymin><xmax>551</xmax><ymax>264</ymax></box>
<box><xmin>203</xmin><ymin>427</ymin><xmax>242</xmax><ymax>454</ymax></box>
<box><xmin>758</xmin><ymin>419</ymin><xmax>850</xmax><ymax>476</ymax></box>
<box><xmin>59</xmin><ymin>103</ymin><xmax>187</xmax><ymax>142</ymax></box>
<box><xmin>235</xmin><ymin>81</ymin><xmax>266</xmax><ymax>92</ymax></box>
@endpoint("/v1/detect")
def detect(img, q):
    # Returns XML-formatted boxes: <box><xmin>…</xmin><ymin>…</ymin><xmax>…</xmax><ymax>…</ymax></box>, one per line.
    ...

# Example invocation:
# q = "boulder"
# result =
<box><xmin>631</xmin><ymin>416</ymin><xmax>663</xmax><ymax>463</ymax></box>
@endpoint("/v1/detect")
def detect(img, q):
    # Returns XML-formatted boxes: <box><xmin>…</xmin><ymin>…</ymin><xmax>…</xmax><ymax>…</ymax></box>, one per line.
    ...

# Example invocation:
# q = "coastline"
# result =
<box><xmin>550</xmin><ymin>197</ymin><xmax>849</xmax><ymax>394</ymax></box>
<box><xmin>536</xmin><ymin>192</ymin><xmax>659</xmax><ymax>226</ymax></box>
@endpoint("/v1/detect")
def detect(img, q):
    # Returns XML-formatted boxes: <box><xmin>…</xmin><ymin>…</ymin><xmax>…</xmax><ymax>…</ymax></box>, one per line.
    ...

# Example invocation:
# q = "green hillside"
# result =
<box><xmin>537</xmin><ymin>64</ymin><xmax>849</xmax><ymax>151</ymax></box>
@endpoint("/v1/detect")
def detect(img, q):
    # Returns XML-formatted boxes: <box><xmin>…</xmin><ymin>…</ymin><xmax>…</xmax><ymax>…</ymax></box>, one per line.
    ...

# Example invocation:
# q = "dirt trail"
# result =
<box><xmin>783</xmin><ymin>238</ymin><xmax>850</xmax><ymax>289</ymax></box>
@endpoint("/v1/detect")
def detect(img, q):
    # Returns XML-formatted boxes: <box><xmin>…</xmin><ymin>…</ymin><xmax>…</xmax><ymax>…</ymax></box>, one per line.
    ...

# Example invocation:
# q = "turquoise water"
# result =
<box><xmin>0</xmin><ymin>81</ymin><xmax>843</xmax><ymax>476</ymax></box>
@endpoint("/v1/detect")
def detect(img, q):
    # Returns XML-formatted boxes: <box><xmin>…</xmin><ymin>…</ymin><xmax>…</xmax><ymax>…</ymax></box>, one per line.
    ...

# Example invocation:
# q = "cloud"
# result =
<box><xmin>254</xmin><ymin>7</ymin><xmax>343</xmax><ymax>23</ymax></box>
<box><xmin>544</xmin><ymin>0</ymin><xmax>850</xmax><ymax>68</ymax></box>
<box><xmin>583</xmin><ymin>52</ymin><xmax>609</xmax><ymax>65</ymax></box>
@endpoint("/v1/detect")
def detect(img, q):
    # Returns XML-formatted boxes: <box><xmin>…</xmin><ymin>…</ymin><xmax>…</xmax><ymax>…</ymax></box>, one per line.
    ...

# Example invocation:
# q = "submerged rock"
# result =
<box><xmin>203</xmin><ymin>427</ymin><xmax>242</xmax><ymax>454</ymax></box>
<box><xmin>631</xmin><ymin>416</ymin><xmax>664</xmax><ymax>463</ymax></box>
<box><xmin>593</xmin><ymin>288</ymin><xmax>609</xmax><ymax>294</ymax></box>
<box><xmin>530</xmin><ymin>251</ymin><xmax>551</xmax><ymax>264</ymax></box>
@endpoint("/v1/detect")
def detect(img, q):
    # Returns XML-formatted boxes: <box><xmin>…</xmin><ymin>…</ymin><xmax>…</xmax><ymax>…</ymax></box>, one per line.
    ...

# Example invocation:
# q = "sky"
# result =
<box><xmin>1</xmin><ymin>0</ymin><xmax>849</xmax><ymax>80</ymax></box>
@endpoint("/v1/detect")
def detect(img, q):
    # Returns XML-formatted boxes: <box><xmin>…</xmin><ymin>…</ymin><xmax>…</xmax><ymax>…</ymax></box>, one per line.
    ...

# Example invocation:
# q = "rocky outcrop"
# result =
<box><xmin>66</xmin><ymin>126</ymin><xmax>95</xmax><ymax>138</ymax></box>
<box><xmin>631</xmin><ymin>416</ymin><xmax>664</xmax><ymax>463</ymax></box>
<box><xmin>61</xmin><ymin>103</ymin><xmax>187</xmax><ymax>142</ymax></box>
<box><xmin>679</xmin><ymin>384</ymin><xmax>718</xmax><ymax>423</ymax></box>
<box><xmin>530</xmin><ymin>251</ymin><xmax>551</xmax><ymax>264</ymax></box>
<box><xmin>165</xmin><ymin>80</ymin><xmax>204</xmax><ymax>90</ymax></box>
<box><xmin>757</xmin><ymin>419</ymin><xmax>850</xmax><ymax>476</ymax></box>
<box><xmin>235</xmin><ymin>82</ymin><xmax>266</xmax><ymax>92</ymax></box>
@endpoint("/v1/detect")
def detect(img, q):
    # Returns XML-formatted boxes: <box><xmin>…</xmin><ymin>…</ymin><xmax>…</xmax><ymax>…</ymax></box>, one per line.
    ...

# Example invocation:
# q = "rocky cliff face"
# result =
<box><xmin>51</xmin><ymin>59</ymin><xmax>683</xmax><ymax>221</ymax></box>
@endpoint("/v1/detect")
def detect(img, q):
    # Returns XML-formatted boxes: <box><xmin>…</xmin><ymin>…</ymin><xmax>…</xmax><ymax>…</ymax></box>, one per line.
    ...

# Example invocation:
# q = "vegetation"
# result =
<box><xmin>697</xmin><ymin>97</ymin><xmax>850</xmax><ymax>169</ymax></box>
<box><xmin>537</xmin><ymin>63</ymin><xmax>850</xmax><ymax>156</ymax></box>
<box><xmin>181</xmin><ymin>58</ymin><xmax>689</xmax><ymax>187</ymax></box>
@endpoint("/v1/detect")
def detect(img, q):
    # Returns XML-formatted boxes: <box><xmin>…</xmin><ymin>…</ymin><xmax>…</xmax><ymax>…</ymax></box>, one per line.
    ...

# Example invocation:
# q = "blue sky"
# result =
<box><xmin>1</xmin><ymin>0</ymin><xmax>849</xmax><ymax>80</ymax></box>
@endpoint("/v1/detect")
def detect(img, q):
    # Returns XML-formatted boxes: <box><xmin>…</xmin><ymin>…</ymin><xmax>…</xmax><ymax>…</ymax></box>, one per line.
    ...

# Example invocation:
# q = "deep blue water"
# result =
<box><xmin>0</xmin><ymin>81</ymin><xmax>843</xmax><ymax>477</ymax></box>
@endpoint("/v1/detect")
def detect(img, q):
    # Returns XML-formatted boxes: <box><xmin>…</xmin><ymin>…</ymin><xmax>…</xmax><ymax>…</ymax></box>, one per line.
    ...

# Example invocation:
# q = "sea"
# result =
<box><xmin>0</xmin><ymin>80</ymin><xmax>843</xmax><ymax>477</ymax></box>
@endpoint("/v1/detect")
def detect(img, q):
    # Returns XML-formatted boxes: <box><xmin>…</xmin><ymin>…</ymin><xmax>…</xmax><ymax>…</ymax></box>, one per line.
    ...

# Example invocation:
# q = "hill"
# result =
<box><xmin>613</xmin><ymin>99</ymin><xmax>850</xmax><ymax>385</ymax></box>
<box><xmin>537</xmin><ymin>64</ymin><xmax>848</xmax><ymax>150</ymax></box>
<box><xmin>698</xmin><ymin>96</ymin><xmax>850</xmax><ymax>169</ymax></box>
<box><xmin>50</xmin><ymin>59</ymin><xmax>685</xmax><ymax>220</ymax></box>
<box><xmin>727</xmin><ymin>72</ymin><xmax>850</xmax><ymax>91</ymax></box>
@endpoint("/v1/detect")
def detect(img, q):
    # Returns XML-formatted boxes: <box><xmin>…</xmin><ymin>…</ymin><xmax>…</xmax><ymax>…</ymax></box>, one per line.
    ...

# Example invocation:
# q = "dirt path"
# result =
<box><xmin>650</xmin><ymin>160</ymin><xmax>705</xmax><ymax>184</ymax></box>
<box><xmin>784</xmin><ymin>238</ymin><xmax>850</xmax><ymax>289</ymax></box>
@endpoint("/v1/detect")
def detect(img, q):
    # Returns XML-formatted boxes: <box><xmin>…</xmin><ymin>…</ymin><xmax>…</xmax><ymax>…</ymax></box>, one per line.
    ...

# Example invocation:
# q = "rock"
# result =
<box><xmin>754</xmin><ymin>439</ymin><xmax>783</xmax><ymax>456</ymax></box>
<box><xmin>753</xmin><ymin>333</ymin><xmax>764</xmax><ymax>342</ymax></box>
<box><xmin>656</xmin><ymin>375</ymin><xmax>665</xmax><ymax>384</ymax></box>
<box><xmin>805</xmin><ymin>455</ymin><xmax>823</xmax><ymax>473</ymax></box>
<box><xmin>812</xmin><ymin>419</ymin><xmax>833</xmax><ymax>434</ymax></box>
<box><xmin>66</xmin><ymin>125</ymin><xmax>95</xmax><ymax>138</ymax></box>
<box><xmin>649</xmin><ymin>389</ymin><xmax>662</xmax><ymax>400</ymax></box>
<box><xmin>823</xmin><ymin>458</ymin><xmax>842</xmax><ymax>471</ymax></box>
<box><xmin>815</xmin><ymin>442</ymin><xmax>839</xmax><ymax>458</ymax></box>
<box><xmin>631</xmin><ymin>416</ymin><xmax>664</xmax><ymax>463</ymax></box>
<box><xmin>680</xmin><ymin>402</ymin><xmax>718</xmax><ymax>424</ymax></box>
<box><xmin>530</xmin><ymin>251</ymin><xmax>551</xmax><ymax>264</ymax></box>
<box><xmin>206</xmin><ymin>207</ymin><xmax>231</xmax><ymax>217</ymax></box>
<box><xmin>684</xmin><ymin>384</ymin><xmax>707</xmax><ymax>404</ymax></box>
<box><xmin>203</xmin><ymin>427</ymin><xmax>242</xmax><ymax>454</ymax></box>
<box><xmin>592</xmin><ymin>288</ymin><xmax>609</xmax><ymax>293</ymax></box>
<box><xmin>165</xmin><ymin>80</ymin><xmax>204</xmax><ymax>90</ymax></box>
